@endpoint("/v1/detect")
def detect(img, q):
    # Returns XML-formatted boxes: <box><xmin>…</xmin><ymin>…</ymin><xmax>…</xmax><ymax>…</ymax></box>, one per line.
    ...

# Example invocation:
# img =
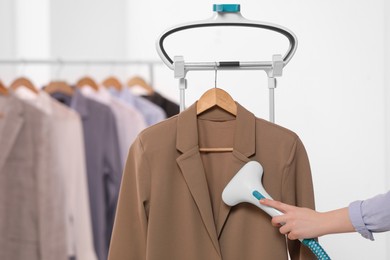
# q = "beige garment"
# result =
<box><xmin>0</xmin><ymin>94</ymin><xmax>67</xmax><ymax>260</ymax></box>
<box><xmin>108</xmin><ymin>102</ymin><xmax>316</xmax><ymax>260</ymax></box>
<box><xmin>12</xmin><ymin>89</ymin><xmax>96</xmax><ymax>259</ymax></box>
<box><xmin>48</xmin><ymin>97</ymin><xmax>97</xmax><ymax>260</ymax></box>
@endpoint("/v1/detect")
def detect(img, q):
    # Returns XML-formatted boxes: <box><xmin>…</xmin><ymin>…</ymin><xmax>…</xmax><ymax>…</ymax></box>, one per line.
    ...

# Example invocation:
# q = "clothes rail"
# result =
<box><xmin>0</xmin><ymin>59</ymin><xmax>163</xmax><ymax>88</ymax></box>
<box><xmin>0</xmin><ymin>59</ymin><xmax>162</xmax><ymax>65</ymax></box>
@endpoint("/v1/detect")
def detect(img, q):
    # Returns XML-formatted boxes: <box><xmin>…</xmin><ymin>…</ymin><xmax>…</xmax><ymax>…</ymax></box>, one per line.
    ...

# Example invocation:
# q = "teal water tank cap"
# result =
<box><xmin>213</xmin><ymin>4</ymin><xmax>240</xmax><ymax>13</ymax></box>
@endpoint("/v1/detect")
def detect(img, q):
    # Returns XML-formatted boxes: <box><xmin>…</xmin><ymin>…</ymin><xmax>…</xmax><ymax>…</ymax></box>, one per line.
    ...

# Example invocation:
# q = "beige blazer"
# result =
<box><xmin>109</xmin><ymin>102</ymin><xmax>316</xmax><ymax>260</ymax></box>
<box><xmin>0</xmin><ymin>94</ymin><xmax>67</xmax><ymax>260</ymax></box>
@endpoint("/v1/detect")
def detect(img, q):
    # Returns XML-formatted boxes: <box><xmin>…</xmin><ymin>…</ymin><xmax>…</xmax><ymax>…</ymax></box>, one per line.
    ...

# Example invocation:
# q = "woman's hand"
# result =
<box><xmin>260</xmin><ymin>199</ymin><xmax>354</xmax><ymax>240</ymax></box>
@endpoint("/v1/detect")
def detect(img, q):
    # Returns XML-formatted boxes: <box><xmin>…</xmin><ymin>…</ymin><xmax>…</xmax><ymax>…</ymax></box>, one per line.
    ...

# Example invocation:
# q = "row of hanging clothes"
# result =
<box><xmin>0</xmin><ymin>74</ymin><xmax>179</xmax><ymax>260</ymax></box>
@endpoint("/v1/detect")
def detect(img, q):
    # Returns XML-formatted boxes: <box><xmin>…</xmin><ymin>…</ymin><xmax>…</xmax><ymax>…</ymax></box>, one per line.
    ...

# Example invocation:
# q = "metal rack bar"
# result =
<box><xmin>0</xmin><ymin>59</ymin><xmax>163</xmax><ymax>87</ymax></box>
<box><xmin>182</xmin><ymin>61</ymin><xmax>273</xmax><ymax>71</ymax></box>
<box><xmin>0</xmin><ymin>59</ymin><xmax>163</xmax><ymax>66</ymax></box>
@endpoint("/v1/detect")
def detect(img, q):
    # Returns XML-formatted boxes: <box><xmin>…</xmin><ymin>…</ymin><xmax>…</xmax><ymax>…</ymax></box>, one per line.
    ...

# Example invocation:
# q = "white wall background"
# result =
<box><xmin>0</xmin><ymin>0</ymin><xmax>16</xmax><ymax>82</ymax></box>
<box><xmin>50</xmin><ymin>0</ymin><xmax>128</xmax><ymax>82</ymax></box>
<box><xmin>0</xmin><ymin>0</ymin><xmax>389</xmax><ymax>259</ymax></box>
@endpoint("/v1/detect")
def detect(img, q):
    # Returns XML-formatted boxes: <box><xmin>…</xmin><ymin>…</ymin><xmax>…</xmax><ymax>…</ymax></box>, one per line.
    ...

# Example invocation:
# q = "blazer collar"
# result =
<box><xmin>176</xmin><ymin>101</ymin><xmax>256</xmax><ymax>157</ymax></box>
<box><xmin>176</xmin><ymin>102</ymin><xmax>256</xmax><ymax>256</ymax></box>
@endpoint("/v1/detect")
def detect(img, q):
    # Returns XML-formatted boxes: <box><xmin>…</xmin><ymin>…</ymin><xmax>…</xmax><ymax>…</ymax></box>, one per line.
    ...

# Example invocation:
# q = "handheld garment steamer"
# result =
<box><xmin>222</xmin><ymin>161</ymin><xmax>331</xmax><ymax>260</ymax></box>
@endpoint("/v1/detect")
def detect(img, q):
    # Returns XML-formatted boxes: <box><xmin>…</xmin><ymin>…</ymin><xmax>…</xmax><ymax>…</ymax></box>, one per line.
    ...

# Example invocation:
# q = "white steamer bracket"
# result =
<box><xmin>155</xmin><ymin>4</ymin><xmax>296</xmax><ymax>123</ymax></box>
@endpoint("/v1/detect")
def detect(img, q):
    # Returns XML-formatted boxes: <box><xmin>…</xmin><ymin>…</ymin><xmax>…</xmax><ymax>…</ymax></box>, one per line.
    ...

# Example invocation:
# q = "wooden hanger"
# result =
<box><xmin>197</xmin><ymin>88</ymin><xmax>237</xmax><ymax>153</ymax></box>
<box><xmin>127</xmin><ymin>75</ymin><xmax>154</xmax><ymax>94</ymax></box>
<box><xmin>196</xmin><ymin>87</ymin><xmax>237</xmax><ymax>116</ymax></box>
<box><xmin>76</xmin><ymin>76</ymin><xmax>99</xmax><ymax>91</ymax></box>
<box><xmin>44</xmin><ymin>81</ymin><xmax>74</xmax><ymax>96</ymax></box>
<box><xmin>102</xmin><ymin>76</ymin><xmax>122</xmax><ymax>91</ymax></box>
<box><xmin>10</xmin><ymin>77</ymin><xmax>39</xmax><ymax>94</ymax></box>
<box><xmin>0</xmin><ymin>80</ymin><xmax>9</xmax><ymax>96</ymax></box>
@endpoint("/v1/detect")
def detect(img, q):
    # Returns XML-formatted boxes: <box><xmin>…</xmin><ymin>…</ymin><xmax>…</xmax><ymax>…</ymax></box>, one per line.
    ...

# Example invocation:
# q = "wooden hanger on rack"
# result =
<box><xmin>102</xmin><ymin>76</ymin><xmax>122</xmax><ymax>91</ymax></box>
<box><xmin>44</xmin><ymin>80</ymin><xmax>74</xmax><ymax>96</ymax></box>
<box><xmin>0</xmin><ymin>80</ymin><xmax>9</xmax><ymax>96</ymax></box>
<box><xmin>127</xmin><ymin>75</ymin><xmax>154</xmax><ymax>95</ymax></box>
<box><xmin>76</xmin><ymin>76</ymin><xmax>99</xmax><ymax>91</ymax></box>
<box><xmin>197</xmin><ymin>87</ymin><xmax>237</xmax><ymax>153</ymax></box>
<box><xmin>10</xmin><ymin>76</ymin><xmax>39</xmax><ymax>94</ymax></box>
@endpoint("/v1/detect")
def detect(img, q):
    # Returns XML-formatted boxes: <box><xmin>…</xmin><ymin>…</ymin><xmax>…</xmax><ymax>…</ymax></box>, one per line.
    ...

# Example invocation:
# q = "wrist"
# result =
<box><xmin>320</xmin><ymin>207</ymin><xmax>355</xmax><ymax>236</ymax></box>
<box><xmin>316</xmin><ymin>211</ymin><xmax>331</xmax><ymax>237</ymax></box>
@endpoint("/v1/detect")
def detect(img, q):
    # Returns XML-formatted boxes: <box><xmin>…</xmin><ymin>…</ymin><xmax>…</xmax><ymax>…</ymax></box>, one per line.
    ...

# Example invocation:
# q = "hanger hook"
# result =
<box><xmin>214</xmin><ymin>62</ymin><xmax>218</xmax><ymax>88</ymax></box>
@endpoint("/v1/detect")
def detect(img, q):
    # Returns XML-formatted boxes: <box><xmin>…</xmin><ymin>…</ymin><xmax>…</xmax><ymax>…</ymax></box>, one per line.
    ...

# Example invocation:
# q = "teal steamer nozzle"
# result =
<box><xmin>223</xmin><ymin>161</ymin><xmax>331</xmax><ymax>260</ymax></box>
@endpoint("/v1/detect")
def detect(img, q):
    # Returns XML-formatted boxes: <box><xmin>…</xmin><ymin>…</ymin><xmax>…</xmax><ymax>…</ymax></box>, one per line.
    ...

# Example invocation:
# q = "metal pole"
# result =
<box><xmin>268</xmin><ymin>77</ymin><xmax>277</xmax><ymax>123</ymax></box>
<box><xmin>0</xmin><ymin>59</ymin><xmax>163</xmax><ymax>66</ymax></box>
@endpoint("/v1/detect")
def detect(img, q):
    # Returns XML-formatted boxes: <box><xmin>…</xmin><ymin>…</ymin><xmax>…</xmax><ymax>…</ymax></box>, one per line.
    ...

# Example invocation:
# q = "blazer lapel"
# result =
<box><xmin>216</xmin><ymin>104</ymin><xmax>256</xmax><ymax>236</ymax></box>
<box><xmin>176</xmin><ymin>148</ymin><xmax>221</xmax><ymax>256</ymax></box>
<box><xmin>175</xmin><ymin>102</ymin><xmax>257</xmax><ymax>251</ymax></box>
<box><xmin>0</xmin><ymin>95</ymin><xmax>25</xmax><ymax>172</ymax></box>
<box><xmin>176</xmin><ymin>104</ymin><xmax>221</xmax><ymax>257</ymax></box>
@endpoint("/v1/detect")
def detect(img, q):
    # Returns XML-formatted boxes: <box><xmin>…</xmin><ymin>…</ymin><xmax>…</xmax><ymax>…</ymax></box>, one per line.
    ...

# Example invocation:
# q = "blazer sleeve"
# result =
<box><xmin>282</xmin><ymin>137</ymin><xmax>317</xmax><ymax>260</ymax></box>
<box><xmin>108</xmin><ymin>137</ymin><xmax>150</xmax><ymax>260</ymax></box>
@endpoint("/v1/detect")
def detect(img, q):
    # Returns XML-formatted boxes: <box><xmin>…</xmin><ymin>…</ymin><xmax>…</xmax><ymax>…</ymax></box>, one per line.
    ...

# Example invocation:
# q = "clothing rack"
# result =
<box><xmin>0</xmin><ymin>59</ymin><xmax>163</xmax><ymax>87</ymax></box>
